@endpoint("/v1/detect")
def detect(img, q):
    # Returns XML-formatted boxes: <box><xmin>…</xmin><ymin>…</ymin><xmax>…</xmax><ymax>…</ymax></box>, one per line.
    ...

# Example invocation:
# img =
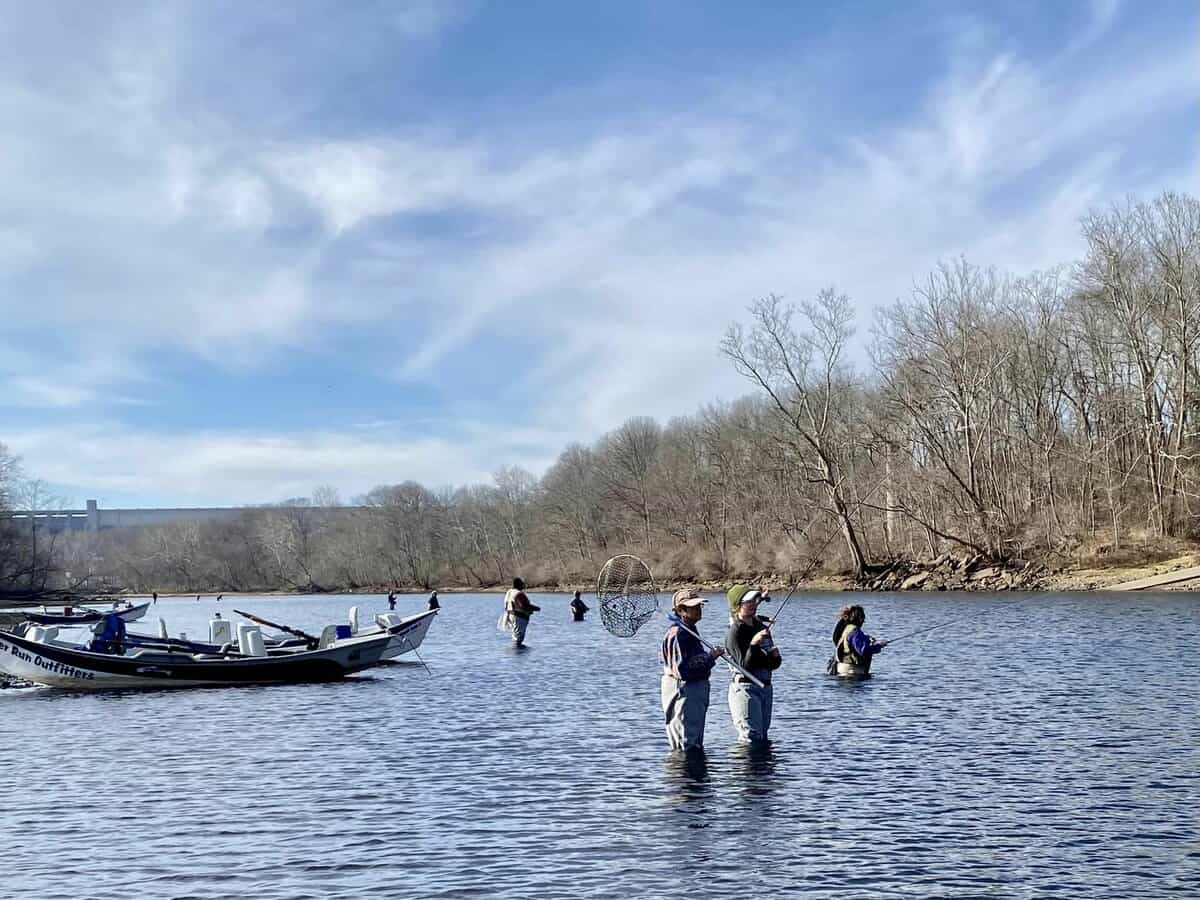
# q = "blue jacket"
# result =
<box><xmin>661</xmin><ymin>624</ymin><xmax>716</xmax><ymax>682</ymax></box>
<box><xmin>848</xmin><ymin>627</ymin><xmax>883</xmax><ymax>658</ymax></box>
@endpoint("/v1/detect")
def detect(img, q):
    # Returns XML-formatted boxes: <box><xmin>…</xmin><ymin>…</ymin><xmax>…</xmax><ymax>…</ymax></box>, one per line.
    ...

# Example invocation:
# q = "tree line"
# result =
<box><xmin>2</xmin><ymin>190</ymin><xmax>1197</xmax><ymax>596</ymax></box>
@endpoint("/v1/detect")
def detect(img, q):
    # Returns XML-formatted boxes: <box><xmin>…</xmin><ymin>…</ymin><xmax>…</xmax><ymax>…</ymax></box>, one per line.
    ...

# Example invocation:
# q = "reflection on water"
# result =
<box><xmin>731</xmin><ymin>741</ymin><xmax>777</xmax><ymax>792</ymax></box>
<box><xmin>2</xmin><ymin>590</ymin><xmax>1198</xmax><ymax>898</ymax></box>
<box><xmin>663</xmin><ymin>750</ymin><xmax>713</xmax><ymax>830</ymax></box>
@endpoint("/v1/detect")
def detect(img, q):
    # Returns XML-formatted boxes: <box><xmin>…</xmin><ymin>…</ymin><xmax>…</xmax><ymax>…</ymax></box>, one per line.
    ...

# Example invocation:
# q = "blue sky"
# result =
<box><xmin>1</xmin><ymin>0</ymin><xmax>1196</xmax><ymax>508</ymax></box>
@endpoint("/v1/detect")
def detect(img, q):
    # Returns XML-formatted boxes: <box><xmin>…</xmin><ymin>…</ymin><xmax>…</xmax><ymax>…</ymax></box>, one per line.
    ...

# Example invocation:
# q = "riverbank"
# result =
<box><xmin>5</xmin><ymin>546</ymin><xmax>1200</xmax><ymax>607</ymax></box>
<box><xmin>667</xmin><ymin>546</ymin><xmax>1200</xmax><ymax>595</ymax></box>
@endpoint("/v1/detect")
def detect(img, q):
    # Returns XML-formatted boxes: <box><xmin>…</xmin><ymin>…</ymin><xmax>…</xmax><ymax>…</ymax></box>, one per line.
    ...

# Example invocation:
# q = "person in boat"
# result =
<box><xmin>503</xmin><ymin>578</ymin><xmax>540</xmax><ymax>646</ymax></box>
<box><xmin>569</xmin><ymin>590</ymin><xmax>589</xmax><ymax>622</ymax></box>
<box><xmin>388</xmin><ymin>592</ymin><xmax>397</xmax><ymax>611</ymax></box>
<box><xmin>661</xmin><ymin>589</ymin><xmax>725</xmax><ymax>752</ymax></box>
<box><xmin>725</xmin><ymin>584</ymin><xmax>782</xmax><ymax>743</ymax></box>
<box><xmin>89</xmin><ymin>612</ymin><xmax>128</xmax><ymax>654</ymax></box>
<box><xmin>428</xmin><ymin>591</ymin><xmax>440</xmax><ymax>611</ymax></box>
<box><xmin>834</xmin><ymin>605</ymin><xmax>888</xmax><ymax>676</ymax></box>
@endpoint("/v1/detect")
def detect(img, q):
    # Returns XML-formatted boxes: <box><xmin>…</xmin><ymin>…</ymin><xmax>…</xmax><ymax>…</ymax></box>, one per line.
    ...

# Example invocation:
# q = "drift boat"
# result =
<box><xmin>24</xmin><ymin>601</ymin><xmax>151</xmax><ymax>626</ymax></box>
<box><xmin>347</xmin><ymin>607</ymin><xmax>438</xmax><ymax>661</ymax></box>
<box><xmin>116</xmin><ymin>608</ymin><xmax>437</xmax><ymax>662</ymax></box>
<box><xmin>0</xmin><ymin>613</ymin><xmax>426</xmax><ymax>689</ymax></box>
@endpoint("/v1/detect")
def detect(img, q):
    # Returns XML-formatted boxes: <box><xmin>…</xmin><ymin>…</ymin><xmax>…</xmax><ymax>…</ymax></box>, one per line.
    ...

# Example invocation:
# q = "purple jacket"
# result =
<box><xmin>848</xmin><ymin>628</ymin><xmax>883</xmax><ymax>657</ymax></box>
<box><xmin>662</xmin><ymin>624</ymin><xmax>716</xmax><ymax>682</ymax></box>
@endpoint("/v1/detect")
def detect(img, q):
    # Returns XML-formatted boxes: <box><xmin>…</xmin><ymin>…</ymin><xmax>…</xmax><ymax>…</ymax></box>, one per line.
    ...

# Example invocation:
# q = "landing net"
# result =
<box><xmin>595</xmin><ymin>554</ymin><xmax>658</xmax><ymax>638</ymax></box>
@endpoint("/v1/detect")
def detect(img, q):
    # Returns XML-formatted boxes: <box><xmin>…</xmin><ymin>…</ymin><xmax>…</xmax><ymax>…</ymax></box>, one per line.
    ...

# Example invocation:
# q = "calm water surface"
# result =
<box><xmin>2</xmin><ymin>591</ymin><xmax>1197</xmax><ymax>898</ymax></box>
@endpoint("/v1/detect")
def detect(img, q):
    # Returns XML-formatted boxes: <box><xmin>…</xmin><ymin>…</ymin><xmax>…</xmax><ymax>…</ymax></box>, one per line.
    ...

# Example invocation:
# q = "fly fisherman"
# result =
<box><xmin>725</xmin><ymin>584</ymin><xmax>782</xmax><ymax>743</ymax></box>
<box><xmin>503</xmin><ymin>577</ymin><xmax>539</xmax><ymax>646</ymax></box>
<box><xmin>660</xmin><ymin>589</ymin><xmax>725</xmax><ymax>752</ymax></box>
<box><xmin>834</xmin><ymin>605</ymin><xmax>888</xmax><ymax>676</ymax></box>
<box><xmin>569</xmin><ymin>590</ymin><xmax>589</xmax><ymax>622</ymax></box>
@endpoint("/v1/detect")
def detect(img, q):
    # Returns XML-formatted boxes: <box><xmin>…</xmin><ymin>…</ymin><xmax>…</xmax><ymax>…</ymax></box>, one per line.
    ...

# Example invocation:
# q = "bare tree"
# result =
<box><xmin>596</xmin><ymin>417</ymin><xmax>661</xmax><ymax>552</ymax></box>
<box><xmin>722</xmin><ymin>290</ymin><xmax>872</xmax><ymax>578</ymax></box>
<box><xmin>363</xmin><ymin>482</ymin><xmax>444</xmax><ymax>589</ymax></box>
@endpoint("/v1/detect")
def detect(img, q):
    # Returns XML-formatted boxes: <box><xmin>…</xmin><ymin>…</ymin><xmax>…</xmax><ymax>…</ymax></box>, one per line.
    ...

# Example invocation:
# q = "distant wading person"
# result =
<box><xmin>660</xmin><ymin>589</ymin><xmax>725</xmax><ymax>752</ymax></box>
<box><xmin>388</xmin><ymin>592</ymin><xmax>397</xmax><ymax>611</ymax></box>
<box><xmin>428</xmin><ymin>591</ymin><xmax>440</xmax><ymax>611</ymax></box>
<box><xmin>501</xmin><ymin>578</ymin><xmax>540</xmax><ymax>646</ymax></box>
<box><xmin>834</xmin><ymin>605</ymin><xmax>888</xmax><ymax>677</ymax></box>
<box><xmin>725</xmin><ymin>584</ymin><xmax>782</xmax><ymax>743</ymax></box>
<box><xmin>569</xmin><ymin>590</ymin><xmax>589</xmax><ymax>622</ymax></box>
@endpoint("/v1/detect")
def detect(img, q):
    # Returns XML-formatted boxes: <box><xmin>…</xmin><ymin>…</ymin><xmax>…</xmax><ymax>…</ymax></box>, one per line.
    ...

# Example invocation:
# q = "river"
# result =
<box><xmin>1</xmin><ymin>590</ymin><xmax>1196</xmax><ymax>898</ymax></box>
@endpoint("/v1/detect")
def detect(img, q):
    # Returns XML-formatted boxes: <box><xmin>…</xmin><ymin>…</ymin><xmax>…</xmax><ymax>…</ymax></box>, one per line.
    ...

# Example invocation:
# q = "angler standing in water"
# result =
<box><xmin>833</xmin><ymin>605</ymin><xmax>888</xmax><ymax>677</ymax></box>
<box><xmin>827</xmin><ymin>605</ymin><xmax>853</xmax><ymax>674</ymax></box>
<box><xmin>502</xmin><ymin>578</ymin><xmax>540</xmax><ymax>646</ymax></box>
<box><xmin>569</xmin><ymin>590</ymin><xmax>589</xmax><ymax>622</ymax></box>
<box><xmin>725</xmin><ymin>585</ymin><xmax>782</xmax><ymax>743</ymax></box>
<box><xmin>660</xmin><ymin>589</ymin><xmax>725</xmax><ymax>752</ymax></box>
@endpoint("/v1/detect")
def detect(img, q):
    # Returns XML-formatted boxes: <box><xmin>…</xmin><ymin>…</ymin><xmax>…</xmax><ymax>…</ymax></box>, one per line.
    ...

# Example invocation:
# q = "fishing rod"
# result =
<box><xmin>880</xmin><ymin>621</ymin><xmax>952</xmax><ymax>645</ymax></box>
<box><xmin>667</xmin><ymin>613</ymin><xmax>765</xmax><ymax>688</ymax></box>
<box><xmin>766</xmin><ymin>474</ymin><xmax>889</xmax><ymax>629</ymax></box>
<box><xmin>765</xmin><ymin>522</ymin><xmax>846</xmax><ymax>627</ymax></box>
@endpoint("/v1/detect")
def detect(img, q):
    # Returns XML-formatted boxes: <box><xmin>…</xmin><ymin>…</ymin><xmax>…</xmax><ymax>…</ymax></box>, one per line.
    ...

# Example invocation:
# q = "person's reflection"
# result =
<box><xmin>663</xmin><ymin>749</ymin><xmax>712</xmax><ymax>820</ymax></box>
<box><xmin>732</xmin><ymin>741</ymin><xmax>777</xmax><ymax>800</ymax></box>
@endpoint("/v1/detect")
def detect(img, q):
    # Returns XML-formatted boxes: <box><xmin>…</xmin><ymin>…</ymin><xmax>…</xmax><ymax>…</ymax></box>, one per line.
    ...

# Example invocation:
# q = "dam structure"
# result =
<box><xmin>4</xmin><ymin>499</ymin><xmax>253</xmax><ymax>532</ymax></box>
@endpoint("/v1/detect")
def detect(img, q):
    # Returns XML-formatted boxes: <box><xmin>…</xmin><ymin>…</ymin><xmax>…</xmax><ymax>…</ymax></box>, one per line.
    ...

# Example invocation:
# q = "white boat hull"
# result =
<box><xmin>0</xmin><ymin>629</ymin><xmax>396</xmax><ymax>690</ymax></box>
<box><xmin>355</xmin><ymin>609</ymin><xmax>437</xmax><ymax>660</ymax></box>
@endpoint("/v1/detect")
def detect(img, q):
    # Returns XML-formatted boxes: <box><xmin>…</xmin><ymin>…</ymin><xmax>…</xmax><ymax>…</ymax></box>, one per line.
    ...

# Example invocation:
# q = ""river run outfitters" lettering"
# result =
<box><xmin>0</xmin><ymin>639</ymin><xmax>95</xmax><ymax>681</ymax></box>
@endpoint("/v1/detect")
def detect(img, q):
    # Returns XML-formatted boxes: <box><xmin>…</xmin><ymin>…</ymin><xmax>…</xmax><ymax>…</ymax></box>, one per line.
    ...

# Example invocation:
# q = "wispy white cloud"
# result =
<box><xmin>8</xmin><ymin>419</ymin><xmax>562</xmax><ymax>507</ymax></box>
<box><xmin>0</xmin><ymin>2</ymin><xmax>1196</xmax><ymax>504</ymax></box>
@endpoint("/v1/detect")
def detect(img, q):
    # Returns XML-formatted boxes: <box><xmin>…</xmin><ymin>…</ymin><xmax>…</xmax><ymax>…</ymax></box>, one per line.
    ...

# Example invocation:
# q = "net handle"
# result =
<box><xmin>669</xmin><ymin>615</ymin><xmax>764</xmax><ymax>688</ymax></box>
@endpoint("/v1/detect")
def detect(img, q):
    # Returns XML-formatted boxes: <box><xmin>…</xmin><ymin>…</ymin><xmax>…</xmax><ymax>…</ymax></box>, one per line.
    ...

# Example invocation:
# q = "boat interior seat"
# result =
<box><xmin>317</xmin><ymin>624</ymin><xmax>339</xmax><ymax>649</ymax></box>
<box><xmin>24</xmin><ymin>625</ymin><xmax>63</xmax><ymax>643</ymax></box>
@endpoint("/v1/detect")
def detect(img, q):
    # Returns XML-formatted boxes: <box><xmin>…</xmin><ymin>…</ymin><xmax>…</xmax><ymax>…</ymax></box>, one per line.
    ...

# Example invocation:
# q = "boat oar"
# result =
<box><xmin>234</xmin><ymin>609</ymin><xmax>319</xmax><ymax>649</ymax></box>
<box><xmin>880</xmin><ymin>622</ymin><xmax>951</xmax><ymax>645</ymax></box>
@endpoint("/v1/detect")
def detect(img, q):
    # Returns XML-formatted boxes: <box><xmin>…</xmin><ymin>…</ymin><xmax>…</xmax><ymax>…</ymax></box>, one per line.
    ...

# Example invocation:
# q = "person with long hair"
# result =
<box><xmin>833</xmin><ymin>605</ymin><xmax>887</xmax><ymax>677</ymax></box>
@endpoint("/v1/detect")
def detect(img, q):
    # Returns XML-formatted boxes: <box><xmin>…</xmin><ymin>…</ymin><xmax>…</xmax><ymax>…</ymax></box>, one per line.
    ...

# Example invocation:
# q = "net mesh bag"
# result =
<box><xmin>595</xmin><ymin>555</ymin><xmax>658</xmax><ymax>637</ymax></box>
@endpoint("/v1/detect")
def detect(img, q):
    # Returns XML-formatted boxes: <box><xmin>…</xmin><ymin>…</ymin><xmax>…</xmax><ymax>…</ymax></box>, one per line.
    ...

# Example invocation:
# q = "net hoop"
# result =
<box><xmin>595</xmin><ymin>554</ymin><xmax>659</xmax><ymax>638</ymax></box>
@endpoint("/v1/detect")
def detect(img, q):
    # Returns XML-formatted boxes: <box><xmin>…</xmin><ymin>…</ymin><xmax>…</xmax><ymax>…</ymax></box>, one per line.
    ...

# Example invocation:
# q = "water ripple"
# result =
<box><xmin>2</xmin><ymin>591</ymin><xmax>1197</xmax><ymax>897</ymax></box>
